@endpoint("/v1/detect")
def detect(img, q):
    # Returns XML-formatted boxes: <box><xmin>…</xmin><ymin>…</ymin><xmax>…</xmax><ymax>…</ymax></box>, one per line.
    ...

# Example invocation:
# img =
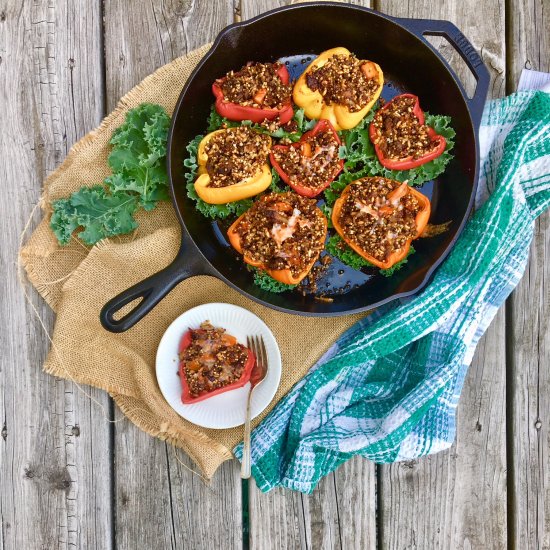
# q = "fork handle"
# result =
<box><xmin>241</xmin><ymin>387</ymin><xmax>253</xmax><ymax>479</ymax></box>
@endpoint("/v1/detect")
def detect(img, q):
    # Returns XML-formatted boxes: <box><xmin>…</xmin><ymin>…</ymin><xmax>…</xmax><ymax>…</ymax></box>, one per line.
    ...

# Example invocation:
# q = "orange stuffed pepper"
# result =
<box><xmin>227</xmin><ymin>192</ymin><xmax>327</xmax><ymax>285</ymax></box>
<box><xmin>332</xmin><ymin>177</ymin><xmax>430</xmax><ymax>269</ymax></box>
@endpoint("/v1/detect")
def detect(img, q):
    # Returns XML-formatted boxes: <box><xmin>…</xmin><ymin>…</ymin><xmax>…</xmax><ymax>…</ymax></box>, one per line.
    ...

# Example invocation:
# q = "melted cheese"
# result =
<box><xmin>271</xmin><ymin>208</ymin><xmax>301</xmax><ymax>246</ymax></box>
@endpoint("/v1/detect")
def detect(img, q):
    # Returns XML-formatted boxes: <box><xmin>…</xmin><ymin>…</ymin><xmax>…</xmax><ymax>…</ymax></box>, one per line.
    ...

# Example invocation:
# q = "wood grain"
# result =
<box><xmin>249</xmin><ymin>460</ymin><xmax>376</xmax><ymax>550</ymax></box>
<box><xmin>0</xmin><ymin>1</ymin><xmax>112</xmax><ymax>549</ymax></box>
<box><xmin>104</xmin><ymin>0</ymin><xmax>234</xmax><ymax>111</ymax></box>
<box><xmin>376</xmin><ymin>0</ymin><xmax>508</xmax><ymax>548</ymax></box>
<box><xmin>507</xmin><ymin>2</ymin><xmax>550</xmax><ymax>547</ymax></box>
<box><xmin>103</xmin><ymin>2</ymin><xmax>243</xmax><ymax>548</ymax></box>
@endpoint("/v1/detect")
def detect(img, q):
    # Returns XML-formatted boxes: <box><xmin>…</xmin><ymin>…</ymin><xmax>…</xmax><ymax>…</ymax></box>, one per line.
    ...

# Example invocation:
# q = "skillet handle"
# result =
<box><xmin>395</xmin><ymin>18</ymin><xmax>490</xmax><ymax>130</ymax></box>
<box><xmin>99</xmin><ymin>235</ymin><xmax>214</xmax><ymax>333</ymax></box>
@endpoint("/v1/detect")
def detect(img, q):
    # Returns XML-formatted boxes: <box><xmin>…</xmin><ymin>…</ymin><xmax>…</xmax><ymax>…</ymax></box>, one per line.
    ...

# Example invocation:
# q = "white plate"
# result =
<box><xmin>156</xmin><ymin>303</ymin><xmax>282</xmax><ymax>429</ymax></box>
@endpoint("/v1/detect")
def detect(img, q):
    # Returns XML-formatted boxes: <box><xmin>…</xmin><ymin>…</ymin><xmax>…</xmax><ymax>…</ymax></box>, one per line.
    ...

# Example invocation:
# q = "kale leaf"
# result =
<box><xmin>50</xmin><ymin>103</ymin><xmax>171</xmax><ymax>245</ymax></box>
<box><xmin>50</xmin><ymin>186</ymin><xmax>139</xmax><ymax>246</ymax></box>
<box><xmin>251</xmin><ymin>267</ymin><xmax>297</xmax><ymax>293</ymax></box>
<box><xmin>331</xmin><ymin>112</ymin><xmax>456</xmax><ymax>200</ymax></box>
<box><xmin>326</xmin><ymin>234</ymin><xmax>416</xmax><ymax>276</ymax></box>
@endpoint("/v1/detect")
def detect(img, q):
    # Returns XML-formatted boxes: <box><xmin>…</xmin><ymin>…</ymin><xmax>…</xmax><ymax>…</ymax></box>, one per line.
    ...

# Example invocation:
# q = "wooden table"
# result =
<box><xmin>1</xmin><ymin>1</ymin><xmax>548</xmax><ymax>548</ymax></box>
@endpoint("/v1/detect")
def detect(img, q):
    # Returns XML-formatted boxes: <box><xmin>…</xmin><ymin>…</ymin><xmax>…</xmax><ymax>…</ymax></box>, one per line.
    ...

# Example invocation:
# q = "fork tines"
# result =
<box><xmin>247</xmin><ymin>335</ymin><xmax>267</xmax><ymax>372</ymax></box>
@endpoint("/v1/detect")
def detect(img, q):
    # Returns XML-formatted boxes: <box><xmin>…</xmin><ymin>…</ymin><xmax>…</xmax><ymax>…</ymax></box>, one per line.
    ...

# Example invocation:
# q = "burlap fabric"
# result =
<box><xmin>19</xmin><ymin>43</ymin><xmax>366</xmax><ymax>478</ymax></box>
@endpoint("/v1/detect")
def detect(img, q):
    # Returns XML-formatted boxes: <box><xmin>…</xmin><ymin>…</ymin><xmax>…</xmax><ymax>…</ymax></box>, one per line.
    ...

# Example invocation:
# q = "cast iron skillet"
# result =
<box><xmin>100</xmin><ymin>2</ymin><xmax>489</xmax><ymax>333</ymax></box>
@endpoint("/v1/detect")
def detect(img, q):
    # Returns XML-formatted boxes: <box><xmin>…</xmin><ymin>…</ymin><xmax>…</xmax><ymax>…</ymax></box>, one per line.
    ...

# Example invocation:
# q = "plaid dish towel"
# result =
<box><xmin>234</xmin><ymin>88</ymin><xmax>550</xmax><ymax>494</ymax></box>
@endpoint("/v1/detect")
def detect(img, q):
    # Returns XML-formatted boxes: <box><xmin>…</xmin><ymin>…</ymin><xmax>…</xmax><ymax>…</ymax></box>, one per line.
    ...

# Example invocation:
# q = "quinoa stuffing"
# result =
<box><xmin>218</xmin><ymin>62</ymin><xmax>292</xmax><ymax>109</ymax></box>
<box><xmin>271</xmin><ymin>126</ymin><xmax>341</xmax><ymax>191</ymax></box>
<box><xmin>204</xmin><ymin>127</ymin><xmax>271</xmax><ymax>188</ymax></box>
<box><xmin>233</xmin><ymin>192</ymin><xmax>326</xmax><ymax>277</ymax></box>
<box><xmin>305</xmin><ymin>54</ymin><xmax>381</xmax><ymax>112</ymax></box>
<box><xmin>336</xmin><ymin>177</ymin><xmax>422</xmax><ymax>262</ymax></box>
<box><xmin>179</xmin><ymin>321</ymin><xmax>249</xmax><ymax>398</ymax></box>
<box><xmin>371</xmin><ymin>95</ymin><xmax>442</xmax><ymax>160</ymax></box>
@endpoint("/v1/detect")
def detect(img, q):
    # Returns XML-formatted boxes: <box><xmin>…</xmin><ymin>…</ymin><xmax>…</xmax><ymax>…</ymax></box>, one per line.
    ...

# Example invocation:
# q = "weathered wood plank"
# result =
<box><xmin>249</xmin><ymin>460</ymin><xmax>376</xmax><ymax>550</ymax></box>
<box><xmin>0</xmin><ymin>1</ymin><xmax>112</xmax><ymax>549</ymax></box>
<box><xmin>240</xmin><ymin>1</ymin><xmax>378</xmax><ymax>548</ymax></box>
<box><xmin>103</xmin><ymin>2</ymin><xmax>243</xmax><ymax>549</ymax></box>
<box><xmin>376</xmin><ymin>1</ymin><xmax>508</xmax><ymax>548</ymax></box>
<box><xmin>507</xmin><ymin>1</ymin><xmax>550</xmax><ymax>547</ymax></box>
<box><xmin>249</xmin><ymin>484</ymin><xmax>308</xmax><ymax>549</ymax></box>
<box><xmin>105</xmin><ymin>0</ymin><xmax>234</xmax><ymax>108</ymax></box>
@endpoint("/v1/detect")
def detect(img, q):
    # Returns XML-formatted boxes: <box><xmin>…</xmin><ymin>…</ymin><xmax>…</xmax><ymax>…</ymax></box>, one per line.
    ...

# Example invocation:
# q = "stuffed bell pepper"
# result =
<box><xmin>332</xmin><ymin>176</ymin><xmax>430</xmax><ymax>269</ymax></box>
<box><xmin>179</xmin><ymin>321</ymin><xmax>255</xmax><ymax>403</ymax></box>
<box><xmin>227</xmin><ymin>192</ymin><xmax>328</xmax><ymax>285</ymax></box>
<box><xmin>194</xmin><ymin>126</ymin><xmax>272</xmax><ymax>204</ymax></box>
<box><xmin>369</xmin><ymin>93</ymin><xmax>447</xmax><ymax>170</ymax></box>
<box><xmin>212</xmin><ymin>61</ymin><xmax>294</xmax><ymax>124</ymax></box>
<box><xmin>270</xmin><ymin>119</ymin><xmax>344</xmax><ymax>198</ymax></box>
<box><xmin>293</xmin><ymin>47</ymin><xmax>384</xmax><ymax>131</ymax></box>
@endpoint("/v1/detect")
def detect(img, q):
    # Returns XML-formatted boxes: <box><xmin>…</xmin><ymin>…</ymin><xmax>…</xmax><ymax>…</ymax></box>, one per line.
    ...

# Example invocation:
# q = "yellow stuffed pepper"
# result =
<box><xmin>293</xmin><ymin>47</ymin><xmax>384</xmax><ymax>131</ymax></box>
<box><xmin>194</xmin><ymin>126</ymin><xmax>272</xmax><ymax>204</ymax></box>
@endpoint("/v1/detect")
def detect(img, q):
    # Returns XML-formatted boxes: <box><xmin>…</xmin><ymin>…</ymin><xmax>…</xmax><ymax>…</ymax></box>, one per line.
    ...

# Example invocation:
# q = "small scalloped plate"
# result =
<box><xmin>156</xmin><ymin>303</ymin><xmax>282</xmax><ymax>429</ymax></box>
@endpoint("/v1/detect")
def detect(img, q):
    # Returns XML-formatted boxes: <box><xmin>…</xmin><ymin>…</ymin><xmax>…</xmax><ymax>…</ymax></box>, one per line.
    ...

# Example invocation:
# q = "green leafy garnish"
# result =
<box><xmin>105</xmin><ymin>104</ymin><xmax>171</xmax><ymax>209</ymax></box>
<box><xmin>379</xmin><ymin>246</ymin><xmax>415</xmax><ymax>277</ymax></box>
<box><xmin>206</xmin><ymin>104</ymin><xmax>314</xmax><ymax>142</ymax></box>
<box><xmin>326</xmin><ymin>234</ymin><xmax>373</xmax><ymax>270</ymax></box>
<box><xmin>251</xmin><ymin>267</ymin><xmax>297</xmax><ymax>293</ymax></box>
<box><xmin>332</xmin><ymin>112</ymin><xmax>455</xmax><ymax>196</ymax></box>
<box><xmin>326</xmin><ymin>234</ymin><xmax>415</xmax><ymax>276</ymax></box>
<box><xmin>50</xmin><ymin>186</ymin><xmax>139</xmax><ymax>246</ymax></box>
<box><xmin>51</xmin><ymin>104</ymin><xmax>171</xmax><ymax>245</ymax></box>
<box><xmin>269</xmin><ymin>168</ymin><xmax>286</xmax><ymax>193</ymax></box>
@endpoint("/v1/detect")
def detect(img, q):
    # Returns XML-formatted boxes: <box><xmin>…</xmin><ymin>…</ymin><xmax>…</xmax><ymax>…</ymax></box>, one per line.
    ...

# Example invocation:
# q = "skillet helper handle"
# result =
<box><xmin>100</xmin><ymin>240</ymin><xmax>212</xmax><ymax>333</ymax></box>
<box><xmin>396</xmin><ymin>18</ymin><xmax>490</xmax><ymax>130</ymax></box>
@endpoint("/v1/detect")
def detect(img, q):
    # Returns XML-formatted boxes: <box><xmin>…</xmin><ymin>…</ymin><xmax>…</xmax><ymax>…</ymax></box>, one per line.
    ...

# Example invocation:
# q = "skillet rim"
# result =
<box><xmin>166</xmin><ymin>1</ymin><xmax>483</xmax><ymax>317</ymax></box>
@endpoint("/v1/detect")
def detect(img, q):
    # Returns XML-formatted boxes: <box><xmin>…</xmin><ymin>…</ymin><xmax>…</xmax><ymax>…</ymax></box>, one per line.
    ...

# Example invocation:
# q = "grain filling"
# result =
<box><xmin>271</xmin><ymin>128</ymin><xmax>341</xmax><ymax>190</ymax></box>
<box><xmin>305</xmin><ymin>54</ymin><xmax>380</xmax><ymax>112</ymax></box>
<box><xmin>336</xmin><ymin>177</ymin><xmax>421</xmax><ymax>262</ymax></box>
<box><xmin>371</xmin><ymin>96</ymin><xmax>441</xmax><ymax>160</ymax></box>
<box><xmin>219</xmin><ymin>62</ymin><xmax>292</xmax><ymax>109</ymax></box>
<box><xmin>205</xmin><ymin>127</ymin><xmax>271</xmax><ymax>188</ymax></box>
<box><xmin>234</xmin><ymin>193</ymin><xmax>326</xmax><ymax>277</ymax></box>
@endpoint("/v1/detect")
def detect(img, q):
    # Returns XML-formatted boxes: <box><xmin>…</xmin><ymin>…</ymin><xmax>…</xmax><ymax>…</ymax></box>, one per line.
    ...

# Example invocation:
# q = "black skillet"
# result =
<box><xmin>100</xmin><ymin>2</ymin><xmax>489</xmax><ymax>333</ymax></box>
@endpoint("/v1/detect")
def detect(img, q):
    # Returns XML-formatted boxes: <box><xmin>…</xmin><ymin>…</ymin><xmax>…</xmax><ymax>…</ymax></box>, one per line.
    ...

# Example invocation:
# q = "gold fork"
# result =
<box><xmin>242</xmin><ymin>335</ymin><xmax>269</xmax><ymax>479</ymax></box>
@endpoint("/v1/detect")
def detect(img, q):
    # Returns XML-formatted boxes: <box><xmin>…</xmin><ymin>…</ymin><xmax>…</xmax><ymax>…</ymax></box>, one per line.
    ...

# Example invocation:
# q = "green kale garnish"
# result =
<box><xmin>326</xmin><ymin>234</ymin><xmax>416</xmax><ymax>276</ymax></box>
<box><xmin>332</xmin><ymin>112</ymin><xmax>456</xmax><ymax>198</ymax></box>
<box><xmin>51</xmin><ymin>103</ymin><xmax>171</xmax><ymax>245</ymax></box>
<box><xmin>251</xmin><ymin>267</ymin><xmax>297</xmax><ymax>293</ymax></box>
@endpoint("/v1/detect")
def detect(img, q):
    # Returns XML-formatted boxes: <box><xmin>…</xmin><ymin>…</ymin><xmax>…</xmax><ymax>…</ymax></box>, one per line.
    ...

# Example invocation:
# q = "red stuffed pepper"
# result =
<box><xmin>270</xmin><ymin>119</ymin><xmax>344</xmax><ymax>198</ymax></box>
<box><xmin>178</xmin><ymin>321</ymin><xmax>255</xmax><ymax>404</ymax></box>
<box><xmin>369</xmin><ymin>94</ymin><xmax>446</xmax><ymax>170</ymax></box>
<box><xmin>212</xmin><ymin>62</ymin><xmax>294</xmax><ymax>124</ymax></box>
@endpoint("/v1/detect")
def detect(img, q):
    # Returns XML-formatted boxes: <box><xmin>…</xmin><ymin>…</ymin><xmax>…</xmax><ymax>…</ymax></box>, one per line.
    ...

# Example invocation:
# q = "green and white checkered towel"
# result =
<box><xmin>234</xmin><ymin>90</ymin><xmax>550</xmax><ymax>494</ymax></box>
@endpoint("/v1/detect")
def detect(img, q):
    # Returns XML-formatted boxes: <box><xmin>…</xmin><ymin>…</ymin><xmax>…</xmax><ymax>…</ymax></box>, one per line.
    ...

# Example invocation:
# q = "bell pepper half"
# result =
<box><xmin>269</xmin><ymin>119</ymin><xmax>344</xmax><ymax>198</ymax></box>
<box><xmin>293</xmin><ymin>47</ymin><xmax>384</xmax><ymax>131</ymax></box>
<box><xmin>369</xmin><ymin>93</ymin><xmax>447</xmax><ymax>170</ymax></box>
<box><xmin>194</xmin><ymin>129</ymin><xmax>272</xmax><ymax>204</ymax></box>
<box><xmin>178</xmin><ymin>327</ymin><xmax>256</xmax><ymax>404</ymax></box>
<box><xmin>212</xmin><ymin>64</ymin><xmax>294</xmax><ymax>124</ymax></box>
<box><xmin>227</xmin><ymin>194</ymin><xmax>328</xmax><ymax>285</ymax></box>
<box><xmin>332</xmin><ymin>178</ymin><xmax>431</xmax><ymax>269</ymax></box>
